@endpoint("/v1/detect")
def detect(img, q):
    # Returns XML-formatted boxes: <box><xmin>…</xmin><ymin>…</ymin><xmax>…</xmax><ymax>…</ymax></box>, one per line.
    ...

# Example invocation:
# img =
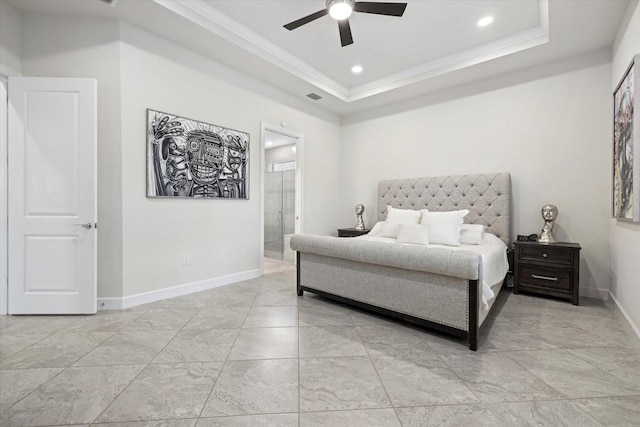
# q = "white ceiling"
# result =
<box><xmin>8</xmin><ymin>0</ymin><xmax>631</xmax><ymax>117</ymax></box>
<box><xmin>208</xmin><ymin>0</ymin><xmax>543</xmax><ymax>89</ymax></box>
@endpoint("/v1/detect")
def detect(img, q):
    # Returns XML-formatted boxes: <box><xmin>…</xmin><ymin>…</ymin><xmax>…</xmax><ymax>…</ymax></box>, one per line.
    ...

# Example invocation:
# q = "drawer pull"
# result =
<box><xmin>532</xmin><ymin>274</ymin><xmax>558</xmax><ymax>281</ymax></box>
<box><xmin>542</xmin><ymin>253</ymin><xmax>548</xmax><ymax>258</ymax></box>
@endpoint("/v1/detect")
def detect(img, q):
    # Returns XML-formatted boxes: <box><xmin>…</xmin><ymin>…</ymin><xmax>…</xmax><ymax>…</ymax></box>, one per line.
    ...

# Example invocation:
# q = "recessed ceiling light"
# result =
<box><xmin>328</xmin><ymin>0</ymin><xmax>354</xmax><ymax>20</ymax></box>
<box><xmin>291</xmin><ymin>146</ymin><xmax>297</xmax><ymax>152</ymax></box>
<box><xmin>477</xmin><ymin>16</ymin><xmax>494</xmax><ymax>27</ymax></box>
<box><xmin>265</xmin><ymin>141</ymin><xmax>273</xmax><ymax>147</ymax></box>
<box><xmin>351</xmin><ymin>65</ymin><xmax>363</xmax><ymax>74</ymax></box>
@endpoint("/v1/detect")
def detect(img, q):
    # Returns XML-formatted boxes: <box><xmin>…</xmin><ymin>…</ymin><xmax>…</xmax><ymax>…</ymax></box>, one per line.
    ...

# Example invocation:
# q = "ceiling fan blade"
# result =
<box><xmin>338</xmin><ymin>19</ymin><xmax>354</xmax><ymax>47</ymax></box>
<box><xmin>353</xmin><ymin>2</ymin><xmax>407</xmax><ymax>16</ymax></box>
<box><xmin>283</xmin><ymin>9</ymin><xmax>328</xmax><ymax>30</ymax></box>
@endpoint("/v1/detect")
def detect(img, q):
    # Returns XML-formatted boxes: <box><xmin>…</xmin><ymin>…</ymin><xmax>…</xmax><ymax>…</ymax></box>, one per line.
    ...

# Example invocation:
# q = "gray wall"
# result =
<box><xmin>265</xmin><ymin>144</ymin><xmax>296</xmax><ymax>169</ymax></box>
<box><xmin>18</xmin><ymin>13</ymin><xmax>342</xmax><ymax>300</ymax></box>
<box><xmin>0</xmin><ymin>0</ymin><xmax>22</xmax><ymax>75</ymax></box>
<box><xmin>610</xmin><ymin>1</ymin><xmax>640</xmax><ymax>333</ymax></box>
<box><xmin>21</xmin><ymin>13</ymin><xmax>124</xmax><ymax>299</ymax></box>
<box><xmin>341</xmin><ymin>59</ymin><xmax>612</xmax><ymax>298</ymax></box>
<box><xmin>11</xmin><ymin>2</ymin><xmax>638</xmax><ymax>332</ymax></box>
<box><xmin>118</xmin><ymin>22</ymin><xmax>340</xmax><ymax>296</ymax></box>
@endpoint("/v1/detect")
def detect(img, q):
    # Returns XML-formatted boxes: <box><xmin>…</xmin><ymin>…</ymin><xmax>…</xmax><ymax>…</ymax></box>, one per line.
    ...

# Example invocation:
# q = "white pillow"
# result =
<box><xmin>386</xmin><ymin>205</ymin><xmax>422</xmax><ymax>224</ymax></box>
<box><xmin>378</xmin><ymin>222</ymin><xmax>400</xmax><ymax>238</ymax></box>
<box><xmin>368</xmin><ymin>221</ymin><xmax>385</xmax><ymax>236</ymax></box>
<box><xmin>420</xmin><ymin>209</ymin><xmax>469</xmax><ymax>225</ymax></box>
<box><xmin>460</xmin><ymin>224</ymin><xmax>485</xmax><ymax>245</ymax></box>
<box><xmin>397</xmin><ymin>224</ymin><xmax>430</xmax><ymax>245</ymax></box>
<box><xmin>428</xmin><ymin>222</ymin><xmax>462</xmax><ymax>246</ymax></box>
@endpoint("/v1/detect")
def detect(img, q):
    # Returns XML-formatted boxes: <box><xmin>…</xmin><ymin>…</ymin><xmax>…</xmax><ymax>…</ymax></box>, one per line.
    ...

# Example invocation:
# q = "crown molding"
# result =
<box><xmin>152</xmin><ymin>0</ymin><xmax>549</xmax><ymax>103</ymax></box>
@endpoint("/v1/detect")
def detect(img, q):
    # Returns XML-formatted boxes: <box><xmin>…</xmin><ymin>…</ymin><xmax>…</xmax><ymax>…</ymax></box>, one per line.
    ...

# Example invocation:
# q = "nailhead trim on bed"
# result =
<box><xmin>378</xmin><ymin>172</ymin><xmax>512</xmax><ymax>246</ymax></box>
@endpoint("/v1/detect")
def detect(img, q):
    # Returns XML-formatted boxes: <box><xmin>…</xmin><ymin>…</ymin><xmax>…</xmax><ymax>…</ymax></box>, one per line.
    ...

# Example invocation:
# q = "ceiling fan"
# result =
<box><xmin>283</xmin><ymin>0</ymin><xmax>408</xmax><ymax>47</ymax></box>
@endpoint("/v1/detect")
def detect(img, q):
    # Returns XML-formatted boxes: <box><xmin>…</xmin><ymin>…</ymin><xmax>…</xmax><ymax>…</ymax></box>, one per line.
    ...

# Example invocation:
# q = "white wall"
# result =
<box><xmin>341</xmin><ymin>61</ymin><xmax>612</xmax><ymax>297</ymax></box>
<box><xmin>20</xmin><ymin>13</ymin><xmax>124</xmax><ymax>300</ymax></box>
<box><xmin>17</xmin><ymin>13</ymin><xmax>341</xmax><ymax>302</ymax></box>
<box><xmin>13</xmin><ymin>7</ymin><xmax>629</xmax><ymax>311</ymax></box>
<box><xmin>118</xmin><ymin>23</ymin><xmax>341</xmax><ymax>296</ymax></box>
<box><xmin>610</xmin><ymin>0</ymin><xmax>640</xmax><ymax>333</ymax></box>
<box><xmin>0</xmin><ymin>0</ymin><xmax>22</xmax><ymax>75</ymax></box>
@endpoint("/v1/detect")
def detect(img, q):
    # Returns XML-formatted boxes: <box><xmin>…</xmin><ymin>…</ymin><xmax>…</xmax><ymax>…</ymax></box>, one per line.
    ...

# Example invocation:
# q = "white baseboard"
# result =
<box><xmin>97</xmin><ymin>268</ymin><xmax>264</xmax><ymax>311</ymax></box>
<box><xmin>582</xmin><ymin>286</ymin><xmax>609</xmax><ymax>300</ymax></box>
<box><xmin>609</xmin><ymin>291</ymin><xmax>640</xmax><ymax>340</ymax></box>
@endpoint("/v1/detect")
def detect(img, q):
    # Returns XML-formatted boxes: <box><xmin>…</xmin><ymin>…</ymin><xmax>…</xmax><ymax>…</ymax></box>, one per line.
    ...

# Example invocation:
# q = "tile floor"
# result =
<box><xmin>1</xmin><ymin>258</ymin><xmax>639</xmax><ymax>426</ymax></box>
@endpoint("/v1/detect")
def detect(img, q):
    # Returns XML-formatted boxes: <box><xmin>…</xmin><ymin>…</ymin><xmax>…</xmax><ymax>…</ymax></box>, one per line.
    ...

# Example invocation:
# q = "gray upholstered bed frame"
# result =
<box><xmin>292</xmin><ymin>172</ymin><xmax>512</xmax><ymax>351</ymax></box>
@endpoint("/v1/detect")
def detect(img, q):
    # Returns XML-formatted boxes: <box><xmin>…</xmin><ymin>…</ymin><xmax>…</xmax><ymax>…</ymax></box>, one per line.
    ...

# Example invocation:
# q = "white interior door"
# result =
<box><xmin>8</xmin><ymin>77</ymin><xmax>97</xmax><ymax>314</ymax></box>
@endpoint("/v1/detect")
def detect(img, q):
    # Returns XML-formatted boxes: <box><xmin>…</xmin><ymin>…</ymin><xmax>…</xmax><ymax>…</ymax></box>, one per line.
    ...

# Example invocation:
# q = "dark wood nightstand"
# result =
<box><xmin>337</xmin><ymin>228</ymin><xmax>370</xmax><ymax>237</ymax></box>
<box><xmin>513</xmin><ymin>241</ymin><xmax>581</xmax><ymax>305</ymax></box>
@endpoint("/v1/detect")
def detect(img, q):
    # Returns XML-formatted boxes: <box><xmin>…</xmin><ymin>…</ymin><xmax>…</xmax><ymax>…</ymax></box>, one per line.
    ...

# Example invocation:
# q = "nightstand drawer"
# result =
<box><xmin>519</xmin><ymin>265</ymin><xmax>571</xmax><ymax>292</ymax></box>
<box><xmin>520</xmin><ymin>246</ymin><xmax>572</xmax><ymax>265</ymax></box>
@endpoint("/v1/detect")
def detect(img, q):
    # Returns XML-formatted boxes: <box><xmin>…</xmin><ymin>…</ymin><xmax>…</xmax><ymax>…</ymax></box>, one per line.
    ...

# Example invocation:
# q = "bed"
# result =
<box><xmin>290</xmin><ymin>172</ymin><xmax>511</xmax><ymax>351</ymax></box>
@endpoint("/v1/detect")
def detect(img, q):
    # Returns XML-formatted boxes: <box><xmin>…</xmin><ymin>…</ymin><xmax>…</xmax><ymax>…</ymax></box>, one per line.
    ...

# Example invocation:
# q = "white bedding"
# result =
<box><xmin>354</xmin><ymin>233</ymin><xmax>509</xmax><ymax>308</ymax></box>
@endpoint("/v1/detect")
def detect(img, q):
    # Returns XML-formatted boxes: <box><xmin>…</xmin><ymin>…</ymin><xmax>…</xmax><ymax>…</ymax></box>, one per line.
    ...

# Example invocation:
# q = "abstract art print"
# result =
<box><xmin>613</xmin><ymin>55</ymin><xmax>639</xmax><ymax>221</ymax></box>
<box><xmin>147</xmin><ymin>109</ymin><xmax>249</xmax><ymax>199</ymax></box>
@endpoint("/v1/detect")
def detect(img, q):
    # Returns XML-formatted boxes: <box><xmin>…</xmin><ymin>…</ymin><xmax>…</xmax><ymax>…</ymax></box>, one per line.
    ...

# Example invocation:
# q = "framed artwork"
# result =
<box><xmin>146</xmin><ymin>109</ymin><xmax>249</xmax><ymax>199</ymax></box>
<box><xmin>612</xmin><ymin>55</ymin><xmax>639</xmax><ymax>221</ymax></box>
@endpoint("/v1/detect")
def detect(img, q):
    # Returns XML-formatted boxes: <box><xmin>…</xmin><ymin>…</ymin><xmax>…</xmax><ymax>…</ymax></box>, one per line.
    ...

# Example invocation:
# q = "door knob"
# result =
<box><xmin>73</xmin><ymin>223</ymin><xmax>93</xmax><ymax>229</ymax></box>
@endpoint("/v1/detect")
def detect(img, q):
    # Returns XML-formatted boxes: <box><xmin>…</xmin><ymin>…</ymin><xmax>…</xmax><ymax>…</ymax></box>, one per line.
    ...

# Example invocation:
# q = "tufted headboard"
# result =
<box><xmin>378</xmin><ymin>172</ymin><xmax>512</xmax><ymax>246</ymax></box>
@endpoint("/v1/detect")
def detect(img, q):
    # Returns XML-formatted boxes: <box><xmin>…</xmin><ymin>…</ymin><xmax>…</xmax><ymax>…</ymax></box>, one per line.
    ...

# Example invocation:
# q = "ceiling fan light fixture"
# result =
<box><xmin>327</xmin><ymin>0</ymin><xmax>354</xmax><ymax>20</ymax></box>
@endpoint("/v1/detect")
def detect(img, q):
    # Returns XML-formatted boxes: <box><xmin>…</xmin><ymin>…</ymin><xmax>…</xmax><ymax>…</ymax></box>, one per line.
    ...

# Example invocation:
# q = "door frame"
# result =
<box><xmin>260</xmin><ymin>122</ymin><xmax>304</xmax><ymax>271</ymax></box>
<box><xmin>0</xmin><ymin>75</ymin><xmax>8</xmax><ymax>315</ymax></box>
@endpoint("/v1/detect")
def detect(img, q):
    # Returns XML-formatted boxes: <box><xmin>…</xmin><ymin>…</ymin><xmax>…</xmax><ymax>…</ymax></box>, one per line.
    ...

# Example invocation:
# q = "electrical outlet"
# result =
<box><xmin>182</xmin><ymin>254</ymin><xmax>190</xmax><ymax>265</ymax></box>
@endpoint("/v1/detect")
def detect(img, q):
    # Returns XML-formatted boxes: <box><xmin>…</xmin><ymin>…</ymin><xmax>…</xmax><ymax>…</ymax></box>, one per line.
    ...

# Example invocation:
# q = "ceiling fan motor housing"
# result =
<box><xmin>284</xmin><ymin>1</ymin><xmax>407</xmax><ymax>47</ymax></box>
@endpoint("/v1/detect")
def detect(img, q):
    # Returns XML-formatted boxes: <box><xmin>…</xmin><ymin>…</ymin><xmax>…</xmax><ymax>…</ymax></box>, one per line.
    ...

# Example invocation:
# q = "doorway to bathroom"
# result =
<box><xmin>260</xmin><ymin>123</ymin><xmax>303</xmax><ymax>270</ymax></box>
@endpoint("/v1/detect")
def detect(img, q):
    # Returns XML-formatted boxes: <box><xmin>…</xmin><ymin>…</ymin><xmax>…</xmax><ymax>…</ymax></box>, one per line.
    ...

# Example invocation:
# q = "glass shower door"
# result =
<box><xmin>264</xmin><ymin>171</ymin><xmax>283</xmax><ymax>259</ymax></box>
